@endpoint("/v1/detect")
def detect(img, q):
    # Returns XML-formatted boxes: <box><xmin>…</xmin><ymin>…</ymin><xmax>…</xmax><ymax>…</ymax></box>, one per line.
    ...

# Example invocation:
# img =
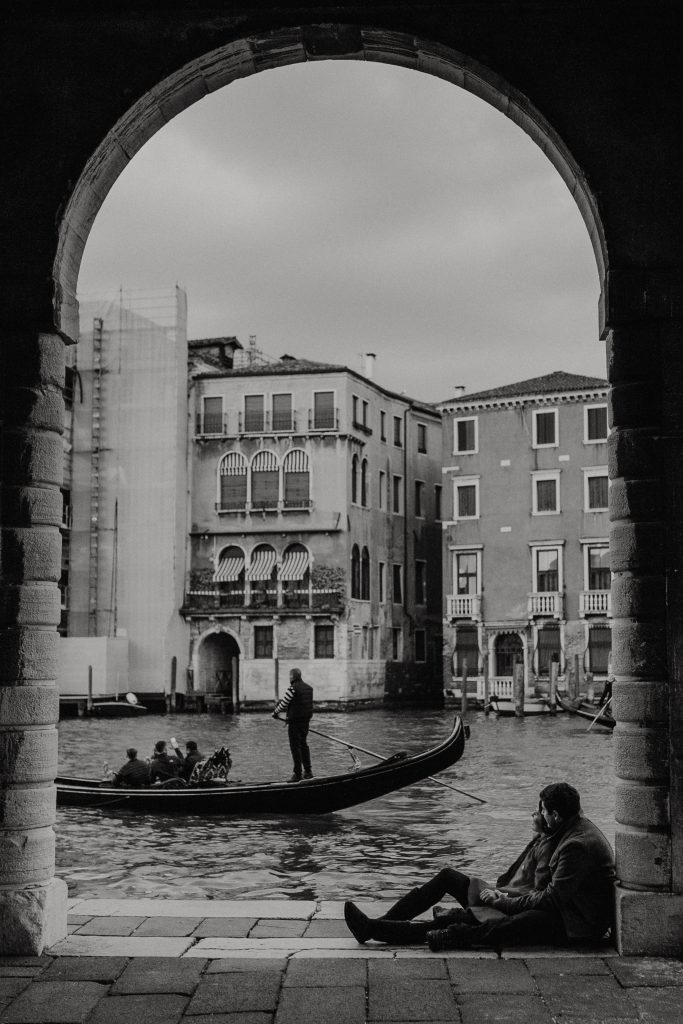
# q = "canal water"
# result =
<box><xmin>56</xmin><ymin>708</ymin><xmax>615</xmax><ymax>901</ymax></box>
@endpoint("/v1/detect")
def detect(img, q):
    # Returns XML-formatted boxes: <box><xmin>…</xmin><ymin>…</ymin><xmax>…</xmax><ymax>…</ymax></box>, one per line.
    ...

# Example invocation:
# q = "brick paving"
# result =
<box><xmin>1</xmin><ymin>900</ymin><xmax>682</xmax><ymax>1022</ymax></box>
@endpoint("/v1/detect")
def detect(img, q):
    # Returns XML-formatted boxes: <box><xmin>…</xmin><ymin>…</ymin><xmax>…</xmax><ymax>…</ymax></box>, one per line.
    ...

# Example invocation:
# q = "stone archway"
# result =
<box><xmin>2</xmin><ymin>8</ymin><xmax>682</xmax><ymax>955</ymax></box>
<box><xmin>196</xmin><ymin>629</ymin><xmax>241</xmax><ymax>711</ymax></box>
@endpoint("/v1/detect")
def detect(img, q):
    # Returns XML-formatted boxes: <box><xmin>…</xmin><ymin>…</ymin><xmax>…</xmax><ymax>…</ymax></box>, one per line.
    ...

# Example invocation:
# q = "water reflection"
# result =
<box><xmin>56</xmin><ymin>709</ymin><xmax>615</xmax><ymax>900</ymax></box>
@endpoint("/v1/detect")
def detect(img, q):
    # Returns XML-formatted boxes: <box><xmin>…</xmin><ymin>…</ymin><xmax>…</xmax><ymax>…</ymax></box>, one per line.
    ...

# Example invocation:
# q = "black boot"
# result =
<box><xmin>344</xmin><ymin>902</ymin><xmax>431</xmax><ymax>945</ymax></box>
<box><xmin>427</xmin><ymin>922</ymin><xmax>488</xmax><ymax>952</ymax></box>
<box><xmin>380</xmin><ymin>887</ymin><xmax>429</xmax><ymax>920</ymax></box>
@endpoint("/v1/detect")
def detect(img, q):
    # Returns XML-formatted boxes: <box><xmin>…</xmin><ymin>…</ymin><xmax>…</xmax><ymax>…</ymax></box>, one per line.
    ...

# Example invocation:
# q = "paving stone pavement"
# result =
<box><xmin>1</xmin><ymin>900</ymin><xmax>682</xmax><ymax>1022</ymax></box>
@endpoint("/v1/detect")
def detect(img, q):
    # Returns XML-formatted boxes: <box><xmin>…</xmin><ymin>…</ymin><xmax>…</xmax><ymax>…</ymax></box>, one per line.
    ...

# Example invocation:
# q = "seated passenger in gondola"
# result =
<box><xmin>149</xmin><ymin>740</ymin><xmax>181</xmax><ymax>784</ymax></box>
<box><xmin>112</xmin><ymin>747</ymin><xmax>150</xmax><ymax>788</ymax></box>
<box><xmin>170</xmin><ymin>738</ymin><xmax>204</xmax><ymax>781</ymax></box>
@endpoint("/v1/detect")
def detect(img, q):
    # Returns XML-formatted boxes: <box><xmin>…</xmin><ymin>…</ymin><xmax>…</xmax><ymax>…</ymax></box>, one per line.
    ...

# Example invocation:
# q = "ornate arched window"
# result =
<box><xmin>361</xmin><ymin>546</ymin><xmax>370</xmax><ymax>600</ymax></box>
<box><xmin>247</xmin><ymin>543</ymin><xmax>277</xmax><ymax>608</ymax></box>
<box><xmin>251</xmin><ymin>450</ymin><xmax>279</xmax><ymax>509</ymax></box>
<box><xmin>214</xmin><ymin>545</ymin><xmax>246</xmax><ymax>607</ymax></box>
<box><xmin>361</xmin><ymin>459</ymin><xmax>368</xmax><ymax>507</ymax></box>
<box><xmin>281</xmin><ymin>543</ymin><xmax>311</xmax><ymax>608</ymax></box>
<box><xmin>283</xmin><ymin>449</ymin><xmax>310</xmax><ymax>508</ymax></box>
<box><xmin>218</xmin><ymin>452</ymin><xmax>248</xmax><ymax>510</ymax></box>
<box><xmin>351</xmin><ymin>544</ymin><xmax>361</xmax><ymax>599</ymax></box>
<box><xmin>351</xmin><ymin>454</ymin><xmax>359</xmax><ymax>504</ymax></box>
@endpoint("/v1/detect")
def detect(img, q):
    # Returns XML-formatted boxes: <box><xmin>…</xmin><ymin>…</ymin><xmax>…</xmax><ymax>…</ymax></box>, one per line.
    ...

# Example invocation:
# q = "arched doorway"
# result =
<box><xmin>494</xmin><ymin>631</ymin><xmax>525</xmax><ymax>695</ymax></box>
<box><xmin>198</xmin><ymin>629</ymin><xmax>240</xmax><ymax>712</ymax></box>
<box><xmin>3</xmin><ymin>10</ymin><xmax>681</xmax><ymax>956</ymax></box>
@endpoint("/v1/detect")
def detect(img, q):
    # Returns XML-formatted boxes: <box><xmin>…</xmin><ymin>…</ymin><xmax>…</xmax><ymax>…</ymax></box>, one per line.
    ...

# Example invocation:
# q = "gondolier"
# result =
<box><xmin>272</xmin><ymin>667</ymin><xmax>314</xmax><ymax>782</ymax></box>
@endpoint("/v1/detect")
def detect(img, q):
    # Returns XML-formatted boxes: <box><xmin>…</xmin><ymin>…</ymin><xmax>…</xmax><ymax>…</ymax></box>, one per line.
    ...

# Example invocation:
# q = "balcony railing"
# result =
<box><xmin>527</xmin><ymin>592</ymin><xmax>563</xmax><ymax>618</ymax></box>
<box><xmin>446</xmin><ymin>594</ymin><xmax>482</xmax><ymax>620</ymax></box>
<box><xmin>184</xmin><ymin>587</ymin><xmax>343</xmax><ymax>614</ymax></box>
<box><xmin>309</xmin><ymin>407</ymin><xmax>339</xmax><ymax>431</ymax></box>
<box><xmin>579</xmin><ymin>590</ymin><xmax>611</xmax><ymax>616</ymax></box>
<box><xmin>215</xmin><ymin>498</ymin><xmax>312</xmax><ymax>515</ymax></box>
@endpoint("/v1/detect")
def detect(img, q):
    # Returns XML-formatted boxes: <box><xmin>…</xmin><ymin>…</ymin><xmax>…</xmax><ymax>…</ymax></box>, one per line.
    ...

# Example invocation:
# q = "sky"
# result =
<box><xmin>77</xmin><ymin>60</ymin><xmax>604</xmax><ymax>403</ymax></box>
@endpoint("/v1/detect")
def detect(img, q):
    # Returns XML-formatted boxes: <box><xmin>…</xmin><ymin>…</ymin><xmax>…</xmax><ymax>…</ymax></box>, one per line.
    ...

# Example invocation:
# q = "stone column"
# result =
<box><xmin>0</xmin><ymin>331</ymin><xmax>68</xmax><ymax>954</ymax></box>
<box><xmin>608</xmin><ymin>268</ymin><xmax>683</xmax><ymax>954</ymax></box>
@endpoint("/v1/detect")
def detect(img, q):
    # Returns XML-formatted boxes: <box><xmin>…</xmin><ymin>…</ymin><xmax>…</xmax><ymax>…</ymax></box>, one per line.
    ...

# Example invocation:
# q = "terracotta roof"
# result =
<box><xmin>440</xmin><ymin>370</ymin><xmax>608</xmax><ymax>405</ymax></box>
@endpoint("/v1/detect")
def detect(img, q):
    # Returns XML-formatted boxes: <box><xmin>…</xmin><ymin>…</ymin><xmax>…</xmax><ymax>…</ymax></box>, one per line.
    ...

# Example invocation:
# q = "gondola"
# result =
<box><xmin>56</xmin><ymin>715</ymin><xmax>468</xmax><ymax>815</ymax></box>
<box><xmin>556</xmin><ymin>693</ymin><xmax>615</xmax><ymax>729</ymax></box>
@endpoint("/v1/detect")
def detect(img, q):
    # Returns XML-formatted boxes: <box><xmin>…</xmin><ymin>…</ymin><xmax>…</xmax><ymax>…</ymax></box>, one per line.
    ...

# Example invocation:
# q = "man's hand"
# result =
<box><xmin>479</xmin><ymin>888</ymin><xmax>507</xmax><ymax>906</ymax></box>
<box><xmin>272</xmin><ymin>713</ymin><xmax>281</xmax><ymax>720</ymax></box>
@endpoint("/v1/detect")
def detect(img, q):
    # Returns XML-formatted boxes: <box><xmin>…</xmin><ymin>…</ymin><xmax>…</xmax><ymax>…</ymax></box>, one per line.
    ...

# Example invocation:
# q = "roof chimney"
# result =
<box><xmin>453</xmin><ymin>385</ymin><xmax>466</xmax><ymax>397</ymax></box>
<box><xmin>364</xmin><ymin>352</ymin><xmax>376</xmax><ymax>379</ymax></box>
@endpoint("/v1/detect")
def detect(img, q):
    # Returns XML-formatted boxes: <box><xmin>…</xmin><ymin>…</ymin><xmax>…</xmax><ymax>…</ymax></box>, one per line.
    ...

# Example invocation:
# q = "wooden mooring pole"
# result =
<box><xmin>460</xmin><ymin>658</ymin><xmax>468</xmax><ymax>716</ymax></box>
<box><xmin>514</xmin><ymin>661</ymin><xmax>525</xmax><ymax>717</ymax></box>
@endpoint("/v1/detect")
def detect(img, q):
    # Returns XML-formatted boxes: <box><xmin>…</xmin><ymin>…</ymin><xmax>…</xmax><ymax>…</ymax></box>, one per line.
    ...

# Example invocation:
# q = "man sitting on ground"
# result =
<box><xmin>111</xmin><ymin>747</ymin><xmax>149</xmax><ymax>788</ymax></box>
<box><xmin>344</xmin><ymin>782</ymin><xmax>615</xmax><ymax>951</ymax></box>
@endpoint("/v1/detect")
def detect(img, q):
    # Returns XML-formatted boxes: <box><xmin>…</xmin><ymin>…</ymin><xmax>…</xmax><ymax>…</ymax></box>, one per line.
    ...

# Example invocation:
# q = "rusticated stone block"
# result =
<box><xmin>609</xmin><ymin>478</ymin><xmax>661</xmax><ymax>521</ymax></box>
<box><xmin>609</xmin><ymin>522</ymin><xmax>664</xmax><ymax>573</ymax></box>
<box><xmin>611</xmin><ymin>619</ymin><xmax>667</xmax><ymax>676</ymax></box>
<box><xmin>0</xmin><ymin>878</ymin><xmax>67</xmax><ymax>955</ymax></box>
<box><xmin>0</xmin><ymin>725</ymin><xmax>58</xmax><ymax>785</ymax></box>
<box><xmin>1</xmin><ymin>485</ymin><xmax>63</xmax><ymax>527</ymax></box>
<box><xmin>616</xmin><ymin>828</ymin><xmax>671</xmax><ymax>889</ymax></box>
<box><xmin>1</xmin><ymin>527</ymin><xmax>61</xmax><ymax>582</ymax></box>
<box><xmin>1</xmin><ymin>432</ymin><xmax>64</xmax><ymax>487</ymax></box>
<box><xmin>0</xmin><ymin>684</ymin><xmax>59</xmax><ymax>725</ymax></box>
<box><xmin>0</xmin><ymin>827</ymin><xmax>56</xmax><ymax>885</ymax></box>
<box><xmin>1</xmin><ymin>333</ymin><xmax>65</xmax><ymax>390</ymax></box>
<box><xmin>0</xmin><ymin>627</ymin><xmax>59</xmax><ymax>681</ymax></box>
<box><xmin>614</xmin><ymin>724</ymin><xmax>669</xmax><ymax>781</ymax></box>
<box><xmin>607</xmin><ymin>325</ymin><xmax>662</xmax><ymax>383</ymax></box>
<box><xmin>610</xmin><ymin>574</ymin><xmax>665</xmax><ymax>621</ymax></box>
<box><xmin>2</xmin><ymin>387</ymin><xmax>65</xmax><ymax>432</ymax></box>
<box><xmin>0</xmin><ymin>784</ymin><xmax>56</xmax><ymax>829</ymax></box>
<box><xmin>615</xmin><ymin>780</ymin><xmax>670</xmax><ymax>828</ymax></box>
<box><xmin>615</xmin><ymin>889</ymin><xmax>683</xmax><ymax>956</ymax></box>
<box><xmin>612</xmin><ymin>678</ymin><xmax>668</xmax><ymax>722</ymax></box>
<box><xmin>610</xmin><ymin>381</ymin><xmax>661</xmax><ymax>429</ymax></box>
<box><xmin>0</xmin><ymin>582</ymin><xmax>61</xmax><ymax>628</ymax></box>
<box><xmin>608</xmin><ymin>426</ymin><xmax>660</xmax><ymax>480</ymax></box>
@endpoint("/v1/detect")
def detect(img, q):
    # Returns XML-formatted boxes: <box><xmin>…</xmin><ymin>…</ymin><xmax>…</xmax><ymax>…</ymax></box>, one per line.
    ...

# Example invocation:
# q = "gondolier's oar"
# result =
<box><xmin>586</xmin><ymin>696</ymin><xmax>613</xmax><ymax>733</ymax></box>
<box><xmin>301</xmin><ymin>722</ymin><xmax>487</xmax><ymax>804</ymax></box>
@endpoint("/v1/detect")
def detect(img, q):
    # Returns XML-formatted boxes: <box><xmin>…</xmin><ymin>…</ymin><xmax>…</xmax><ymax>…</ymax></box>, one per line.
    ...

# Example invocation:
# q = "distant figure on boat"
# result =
<box><xmin>111</xmin><ymin>747</ymin><xmax>150</xmax><ymax>788</ymax></box>
<box><xmin>149</xmin><ymin>740</ymin><xmax>181</xmax><ymax>784</ymax></box>
<box><xmin>599</xmin><ymin>676</ymin><xmax>613</xmax><ymax>706</ymax></box>
<box><xmin>171</xmin><ymin>739</ymin><xmax>205</xmax><ymax>781</ymax></box>
<box><xmin>272</xmin><ymin>667</ymin><xmax>314</xmax><ymax>783</ymax></box>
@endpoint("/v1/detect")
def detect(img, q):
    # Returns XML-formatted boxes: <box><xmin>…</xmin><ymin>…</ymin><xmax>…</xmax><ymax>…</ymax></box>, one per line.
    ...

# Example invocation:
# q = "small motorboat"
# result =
<box><xmin>557</xmin><ymin>693</ymin><xmax>615</xmax><ymax>729</ymax></box>
<box><xmin>56</xmin><ymin>716</ymin><xmax>468</xmax><ymax>815</ymax></box>
<box><xmin>488</xmin><ymin>695</ymin><xmax>557</xmax><ymax>717</ymax></box>
<box><xmin>91</xmin><ymin>692</ymin><xmax>148</xmax><ymax>718</ymax></box>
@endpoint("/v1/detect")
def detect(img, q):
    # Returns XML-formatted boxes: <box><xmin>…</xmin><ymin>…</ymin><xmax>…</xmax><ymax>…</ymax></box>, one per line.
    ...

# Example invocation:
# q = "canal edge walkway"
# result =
<box><xmin>2</xmin><ymin>900</ymin><xmax>683</xmax><ymax>1023</ymax></box>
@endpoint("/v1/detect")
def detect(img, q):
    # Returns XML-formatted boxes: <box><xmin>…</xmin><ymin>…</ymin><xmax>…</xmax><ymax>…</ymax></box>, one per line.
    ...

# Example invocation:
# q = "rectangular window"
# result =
<box><xmin>455</xmin><ymin>417</ymin><xmax>477</xmax><ymax>453</ymax></box>
<box><xmin>417</xmin><ymin>423</ymin><xmax>427</xmax><ymax>453</ymax></box>
<box><xmin>536</xmin><ymin>549</ymin><xmax>559</xmax><ymax>592</ymax></box>
<box><xmin>414</xmin><ymin>480</ymin><xmax>425</xmax><ymax>517</ymax></box>
<box><xmin>537</xmin><ymin>624</ymin><xmax>561</xmax><ymax>676</ymax></box>
<box><xmin>244</xmin><ymin>394</ymin><xmax>265</xmax><ymax>432</ymax></box>
<box><xmin>588</xmin><ymin>626</ymin><xmax>612</xmax><ymax>674</ymax></box>
<box><xmin>392</xmin><ymin>627</ymin><xmax>402</xmax><ymax>661</ymax></box>
<box><xmin>378</xmin><ymin>471</ymin><xmax>386</xmax><ymax>510</ymax></box>
<box><xmin>435</xmin><ymin>484</ymin><xmax>442</xmax><ymax>521</ymax></box>
<box><xmin>533</xmin><ymin>409</ymin><xmax>558</xmax><ymax>447</ymax></box>
<box><xmin>585</xmin><ymin>404</ymin><xmax>608</xmax><ymax>442</ymax></box>
<box><xmin>220</xmin><ymin>471</ymin><xmax>247</xmax><ymax>510</ymax></box>
<box><xmin>588</xmin><ymin>546</ymin><xmax>610</xmax><ymax>590</ymax></box>
<box><xmin>454</xmin><ymin>478</ymin><xmax>479</xmax><ymax>519</ymax></box>
<box><xmin>532</xmin><ymin>472</ymin><xmax>560</xmax><ymax>514</ymax></box>
<box><xmin>456</xmin><ymin>552</ymin><xmax>478</xmax><ymax>595</ymax></box>
<box><xmin>378</xmin><ymin>562</ymin><xmax>385</xmax><ymax>603</ymax></box>
<box><xmin>586</xmin><ymin>471</ymin><xmax>609</xmax><ymax>511</ymax></box>
<box><xmin>254</xmin><ymin>625</ymin><xmax>273</xmax><ymax>658</ymax></box>
<box><xmin>314</xmin><ymin>624</ymin><xmax>335</xmax><ymax>659</ymax></box>
<box><xmin>362</xmin><ymin>400</ymin><xmax>369</xmax><ymax>428</ymax></box>
<box><xmin>380</xmin><ymin>411</ymin><xmax>387</xmax><ymax>441</ymax></box>
<box><xmin>272</xmin><ymin>393</ymin><xmax>293</xmax><ymax>431</ymax></box>
<box><xmin>392</xmin><ymin>564</ymin><xmax>403</xmax><ymax>604</ymax></box>
<box><xmin>455</xmin><ymin>624</ymin><xmax>479</xmax><ymax>677</ymax></box>
<box><xmin>313</xmin><ymin>391</ymin><xmax>335</xmax><ymax>429</ymax></box>
<box><xmin>352</xmin><ymin>395</ymin><xmax>359</xmax><ymax>423</ymax></box>
<box><xmin>392</xmin><ymin>475</ymin><xmax>403</xmax><ymax>514</ymax></box>
<box><xmin>415</xmin><ymin>629</ymin><xmax>426</xmax><ymax>663</ymax></box>
<box><xmin>393</xmin><ymin>416</ymin><xmax>403</xmax><ymax>447</ymax></box>
<box><xmin>203</xmin><ymin>396</ymin><xmax>223</xmax><ymax>434</ymax></box>
<box><xmin>415</xmin><ymin>560</ymin><xmax>426</xmax><ymax>604</ymax></box>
